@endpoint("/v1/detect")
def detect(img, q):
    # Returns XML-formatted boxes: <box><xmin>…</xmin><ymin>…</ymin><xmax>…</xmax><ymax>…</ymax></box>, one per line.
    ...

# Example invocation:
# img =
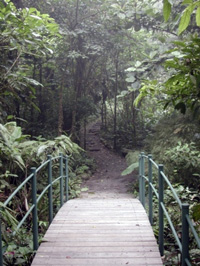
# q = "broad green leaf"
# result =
<box><xmin>46</xmin><ymin>47</ymin><xmax>53</xmax><ymax>54</ymax></box>
<box><xmin>163</xmin><ymin>0</ymin><xmax>172</xmax><ymax>22</ymax></box>
<box><xmin>7</xmin><ymin>115</ymin><xmax>14</xmax><ymax>120</ymax></box>
<box><xmin>121</xmin><ymin>162</ymin><xmax>139</xmax><ymax>176</ymax></box>
<box><xmin>171</xmin><ymin>51</ymin><xmax>185</xmax><ymax>58</ymax></box>
<box><xmin>135</xmin><ymin>61</ymin><xmax>142</xmax><ymax>67</ymax></box>
<box><xmin>29</xmin><ymin>7</ymin><xmax>38</xmax><ymax>13</ymax></box>
<box><xmin>24</xmin><ymin>39</ymin><xmax>35</xmax><ymax>45</ymax></box>
<box><xmin>178</xmin><ymin>4</ymin><xmax>196</xmax><ymax>34</ymax></box>
<box><xmin>37</xmin><ymin>145</ymin><xmax>48</xmax><ymax>156</ymax></box>
<box><xmin>111</xmin><ymin>4</ymin><xmax>121</xmax><ymax>9</ymax></box>
<box><xmin>173</xmin><ymin>41</ymin><xmax>186</xmax><ymax>47</ymax></box>
<box><xmin>30</xmin><ymin>14</ymin><xmax>42</xmax><ymax>20</ymax></box>
<box><xmin>24</xmin><ymin>77</ymin><xmax>43</xmax><ymax>87</ymax></box>
<box><xmin>32</xmin><ymin>32</ymin><xmax>41</xmax><ymax>38</ymax></box>
<box><xmin>182</xmin><ymin>0</ymin><xmax>193</xmax><ymax>4</ymax></box>
<box><xmin>125</xmin><ymin>67</ymin><xmax>136</xmax><ymax>72</ymax></box>
<box><xmin>196</xmin><ymin>6</ymin><xmax>200</xmax><ymax>26</ymax></box>
<box><xmin>126</xmin><ymin>76</ymin><xmax>136</xmax><ymax>83</ymax></box>
<box><xmin>149</xmin><ymin>51</ymin><xmax>157</xmax><ymax>59</ymax></box>
<box><xmin>118</xmin><ymin>13</ymin><xmax>125</xmax><ymax>19</ymax></box>
<box><xmin>13</xmin><ymin>154</ymin><xmax>25</xmax><ymax>169</ymax></box>
<box><xmin>190</xmin><ymin>74</ymin><xmax>197</xmax><ymax>85</ymax></box>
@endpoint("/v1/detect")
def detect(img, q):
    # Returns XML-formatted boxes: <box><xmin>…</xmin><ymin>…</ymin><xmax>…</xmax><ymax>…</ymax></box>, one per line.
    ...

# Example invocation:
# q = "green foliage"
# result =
<box><xmin>163</xmin><ymin>0</ymin><xmax>172</xmax><ymax>22</ymax></box>
<box><xmin>145</xmin><ymin>112</ymin><xmax>200</xmax><ymax>188</ymax></box>
<box><xmin>178</xmin><ymin>3</ymin><xmax>195</xmax><ymax>34</ymax></box>
<box><xmin>152</xmin><ymin>183</ymin><xmax>200</xmax><ymax>265</ymax></box>
<box><xmin>0</xmin><ymin>121</ymin><xmax>93</xmax><ymax>264</ymax></box>
<box><xmin>0</xmin><ymin>122</ymin><xmax>26</xmax><ymax>173</ymax></box>
<box><xmin>121</xmin><ymin>162</ymin><xmax>139</xmax><ymax>176</ymax></box>
<box><xmin>3</xmin><ymin>228</ymin><xmax>34</xmax><ymax>266</ymax></box>
<box><xmin>134</xmin><ymin>80</ymin><xmax>158</xmax><ymax>107</ymax></box>
<box><xmin>121</xmin><ymin>151</ymin><xmax>140</xmax><ymax>176</ymax></box>
<box><xmin>134</xmin><ymin>36</ymin><xmax>200</xmax><ymax>117</ymax></box>
<box><xmin>162</xmin><ymin>36</ymin><xmax>200</xmax><ymax>115</ymax></box>
<box><xmin>165</xmin><ymin>141</ymin><xmax>200</xmax><ymax>187</ymax></box>
<box><xmin>0</xmin><ymin>1</ymin><xmax>59</xmax><ymax>120</ymax></box>
<box><xmin>163</xmin><ymin>0</ymin><xmax>200</xmax><ymax>34</ymax></box>
<box><xmin>68</xmin><ymin>173</ymin><xmax>82</xmax><ymax>199</ymax></box>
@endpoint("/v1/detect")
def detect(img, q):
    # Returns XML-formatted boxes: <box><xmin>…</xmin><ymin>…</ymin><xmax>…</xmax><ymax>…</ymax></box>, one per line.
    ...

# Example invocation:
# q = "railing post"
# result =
<box><xmin>59</xmin><ymin>153</ymin><xmax>64</xmax><ymax>207</ymax></box>
<box><xmin>0</xmin><ymin>213</ymin><xmax>3</xmax><ymax>266</ymax></box>
<box><xmin>139</xmin><ymin>152</ymin><xmax>145</xmax><ymax>206</ymax></box>
<box><xmin>139</xmin><ymin>154</ymin><xmax>142</xmax><ymax>203</ymax></box>
<box><xmin>181</xmin><ymin>203</ymin><xmax>189</xmax><ymax>266</ymax></box>
<box><xmin>65</xmin><ymin>156</ymin><xmax>69</xmax><ymax>202</ymax></box>
<box><xmin>141</xmin><ymin>152</ymin><xmax>145</xmax><ymax>207</ymax></box>
<box><xmin>31</xmin><ymin>167</ymin><xmax>38</xmax><ymax>251</ymax></box>
<box><xmin>158</xmin><ymin>164</ymin><xmax>164</xmax><ymax>256</ymax></box>
<box><xmin>148</xmin><ymin>154</ymin><xmax>153</xmax><ymax>225</ymax></box>
<box><xmin>48</xmin><ymin>155</ymin><xmax>53</xmax><ymax>224</ymax></box>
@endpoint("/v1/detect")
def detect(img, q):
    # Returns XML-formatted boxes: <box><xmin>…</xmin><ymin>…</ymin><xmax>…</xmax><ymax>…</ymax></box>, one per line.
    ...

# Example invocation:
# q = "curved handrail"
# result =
<box><xmin>3</xmin><ymin>155</ymin><xmax>68</xmax><ymax>208</ymax></box>
<box><xmin>4</xmin><ymin>173</ymin><xmax>34</xmax><ymax>207</ymax></box>
<box><xmin>0</xmin><ymin>153</ymin><xmax>69</xmax><ymax>266</ymax></box>
<box><xmin>149</xmin><ymin>158</ymin><xmax>159</xmax><ymax>169</ymax></box>
<box><xmin>139</xmin><ymin>152</ymin><xmax>200</xmax><ymax>266</ymax></box>
<box><xmin>160</xmin><ymin>171</ymin><xmax>182</xmax><ymax>208</ymax></box>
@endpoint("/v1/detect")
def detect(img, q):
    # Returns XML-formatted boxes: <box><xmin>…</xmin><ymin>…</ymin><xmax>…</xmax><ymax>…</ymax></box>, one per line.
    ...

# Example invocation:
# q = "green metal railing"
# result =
<box><xmin>139</xmin><ymin>152</ymin><xmax>200</xmax><ymax>266</ymax></box>
<box><xmin>0</xmin><ymin>153</ymin><xmax>69</xmax><ymax>266</ymax></box>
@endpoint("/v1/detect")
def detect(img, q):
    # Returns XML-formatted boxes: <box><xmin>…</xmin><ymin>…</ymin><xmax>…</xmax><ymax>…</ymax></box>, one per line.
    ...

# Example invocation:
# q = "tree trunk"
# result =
<box><xmin>71</xmin><ymin>46</ymin><xmax>84</xmax><ymax>138</ymax></box>
<box><xmin>38</xmin><ymin>61</ymin><xmax>45</xmax><ymax>124</ymax></box>
<box><xmin>105</xmin><ymin>103</ymin><xmax>107</xmax><ymax>129</ymax></box>
<box><xmin>83</xmin><ymin>118</ymin><xmax>87</xmax><ymax>150</ymax></box>
<box><xmin>131</xmin><ymin>91</ymin><xmax>136</xmax><ymax>145</ymax></box>
<box><xmin>58</xmin><ymin>77</ymin><xmax>64</xmax><ymax>136</ymax></box>
<box><xmin>31</xmin><ymin>58</ymin><xmax>36</xmax><ymax>125</ymax></box>
<box><xmin>113</xmin><ymin>56</ymin><xmax>118</xmax><ymax>150</ymax></box>
<box><xmin>101</xmin><ymin>102</ymin><xmax>104</xmax><ymax>127</ymax></box>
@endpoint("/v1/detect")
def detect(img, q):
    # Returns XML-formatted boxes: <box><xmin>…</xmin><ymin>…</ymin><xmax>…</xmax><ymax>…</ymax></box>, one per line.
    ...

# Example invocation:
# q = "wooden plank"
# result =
<box><xmin>31</xmin><ymin>198</ymin><xmax>163</xmax><ymax>266</ymax></box>
<box><xmin>34</xmin><ymin>251</ymin><xmax>161</xmax><ymax>258</ymax></box>
<box><xmin>32</xmin><ymin>257</ymin><xmax>163</xmax><ymax>265</ymax></box>
<box><xmin>37</xmin><ymin>246</ymin><xmax>160</xmax><ymax>252</ymax></box>
<box><xmin>40</xmin><ymin>241</ymin><xmax>160</xmax><ymax>248</ymax></box>
<box><xmin>44</xmin><ymin>230</ymin><xmax>154</xmax><ymax>235</ymax></box>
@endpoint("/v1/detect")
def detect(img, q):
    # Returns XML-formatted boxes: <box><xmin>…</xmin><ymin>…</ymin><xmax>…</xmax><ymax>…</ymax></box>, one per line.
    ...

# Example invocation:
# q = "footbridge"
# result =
<box><xmin>0</xmin><ymin>153</ymin><xmax>199</xmax><ymax>266</ymax></box>
<box><xmin>31</xmin><ymin>197</ymin><xmax>162</xmax><ymax>265</ymax></box>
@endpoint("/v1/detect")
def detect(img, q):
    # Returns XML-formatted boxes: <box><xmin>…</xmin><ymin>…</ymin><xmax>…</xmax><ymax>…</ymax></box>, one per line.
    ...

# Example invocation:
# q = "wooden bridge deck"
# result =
<box><xmin>31</xmin><ymin>198</ymin><xmax>163</xmax><ymax>266</ymax></box>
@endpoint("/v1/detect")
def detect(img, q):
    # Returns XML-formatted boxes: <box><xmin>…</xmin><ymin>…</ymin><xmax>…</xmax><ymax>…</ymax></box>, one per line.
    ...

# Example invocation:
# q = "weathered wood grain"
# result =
<box><xmin>31</xmin><ymin>198</ymin><xmax>163</xmax><ymax>265</ymax></box>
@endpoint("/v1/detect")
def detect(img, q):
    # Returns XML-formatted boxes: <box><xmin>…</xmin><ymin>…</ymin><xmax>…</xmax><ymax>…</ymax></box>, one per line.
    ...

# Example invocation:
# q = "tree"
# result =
<box><xmin>0</xmin><ymin>0</ymin><xmax>59</xmax><ymax>126</ymax></box>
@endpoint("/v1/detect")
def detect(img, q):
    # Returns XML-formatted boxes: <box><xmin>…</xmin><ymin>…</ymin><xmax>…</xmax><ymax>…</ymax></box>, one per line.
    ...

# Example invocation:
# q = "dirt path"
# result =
<box><xmin>81</xmin><ymin>121</ymin><xmax>136</xmax><ymax>199</ymax></box>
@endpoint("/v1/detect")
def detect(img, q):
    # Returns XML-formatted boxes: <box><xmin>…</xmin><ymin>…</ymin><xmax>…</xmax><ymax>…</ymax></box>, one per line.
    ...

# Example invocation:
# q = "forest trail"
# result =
<box><xmin>81</xmin><ymin>120</ymin><xmax>135</xmax><ymax>199</ymax></box>
<box><xmin>31</xmin><ymin>121</ymin><xmax>163</xmax><ymax>266</ymax></box>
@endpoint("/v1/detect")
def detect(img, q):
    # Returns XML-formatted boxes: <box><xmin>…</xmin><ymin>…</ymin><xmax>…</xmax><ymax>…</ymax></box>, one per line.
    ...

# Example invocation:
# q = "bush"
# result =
<box><xmin>164</xmin><ymin>141</ymin><xmax>200</xmax><ymax>188</ymax></box>
<box><xmin>145</xmin><ymin>112</ymin><xmax>200</xmax><ymax>189</ymax></box>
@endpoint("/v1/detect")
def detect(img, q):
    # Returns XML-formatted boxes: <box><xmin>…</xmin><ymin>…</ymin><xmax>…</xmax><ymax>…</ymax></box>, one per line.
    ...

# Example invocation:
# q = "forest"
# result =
<box><xmin>0</xmin><ymin>0</ymin><xmax>200</xmax><ymax>265</ymax></box>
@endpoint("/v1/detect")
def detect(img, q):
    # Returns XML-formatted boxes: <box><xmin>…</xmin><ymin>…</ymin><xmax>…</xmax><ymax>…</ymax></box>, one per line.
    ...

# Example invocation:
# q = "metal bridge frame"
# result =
<box><xmin>0</xmin><ymin>153</ymin><xmax>68</xmax><ymax>266</ymax></box>
<box><xmin>139</xmin><ymin>152</ymin><xmax>200</xmax><ymax>266</ymax></box>
<box><xmin>1</xmin><ymin>152</ymin><xmax>200</xmax><ymax>266</ymax></box>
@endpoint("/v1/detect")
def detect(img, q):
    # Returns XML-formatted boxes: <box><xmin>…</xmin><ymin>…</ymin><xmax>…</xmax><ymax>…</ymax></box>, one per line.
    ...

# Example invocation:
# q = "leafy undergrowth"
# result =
<box><xmin>123</xmin><ymin>149</ymin><xmax>200</xmax><ymax>266</ymax></box>
<box><xmin>152</xmin><ymin>184</ymin><xmax>200</xmax><ymax>265</ymax></box>
<box><xmin>143</xmin><ymin>112</ymin><xmax>200</xmax><ymax>264</ymax></box>
<box><xmin>0</xmin><ymin>121</ymin><xmax>94</xmax><ymax>265</ymax></box>
<box><xmin>145</xmin><ymin>112</ymin><xmax>200</xmax><ymax>189</ymax></box>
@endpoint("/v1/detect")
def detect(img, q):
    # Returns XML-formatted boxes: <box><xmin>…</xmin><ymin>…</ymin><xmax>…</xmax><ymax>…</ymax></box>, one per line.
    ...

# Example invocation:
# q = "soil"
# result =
<box><xmin>81</xmin><ymin>120</ymin><xmax>136</xmax><ymax>199</ymax></box>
